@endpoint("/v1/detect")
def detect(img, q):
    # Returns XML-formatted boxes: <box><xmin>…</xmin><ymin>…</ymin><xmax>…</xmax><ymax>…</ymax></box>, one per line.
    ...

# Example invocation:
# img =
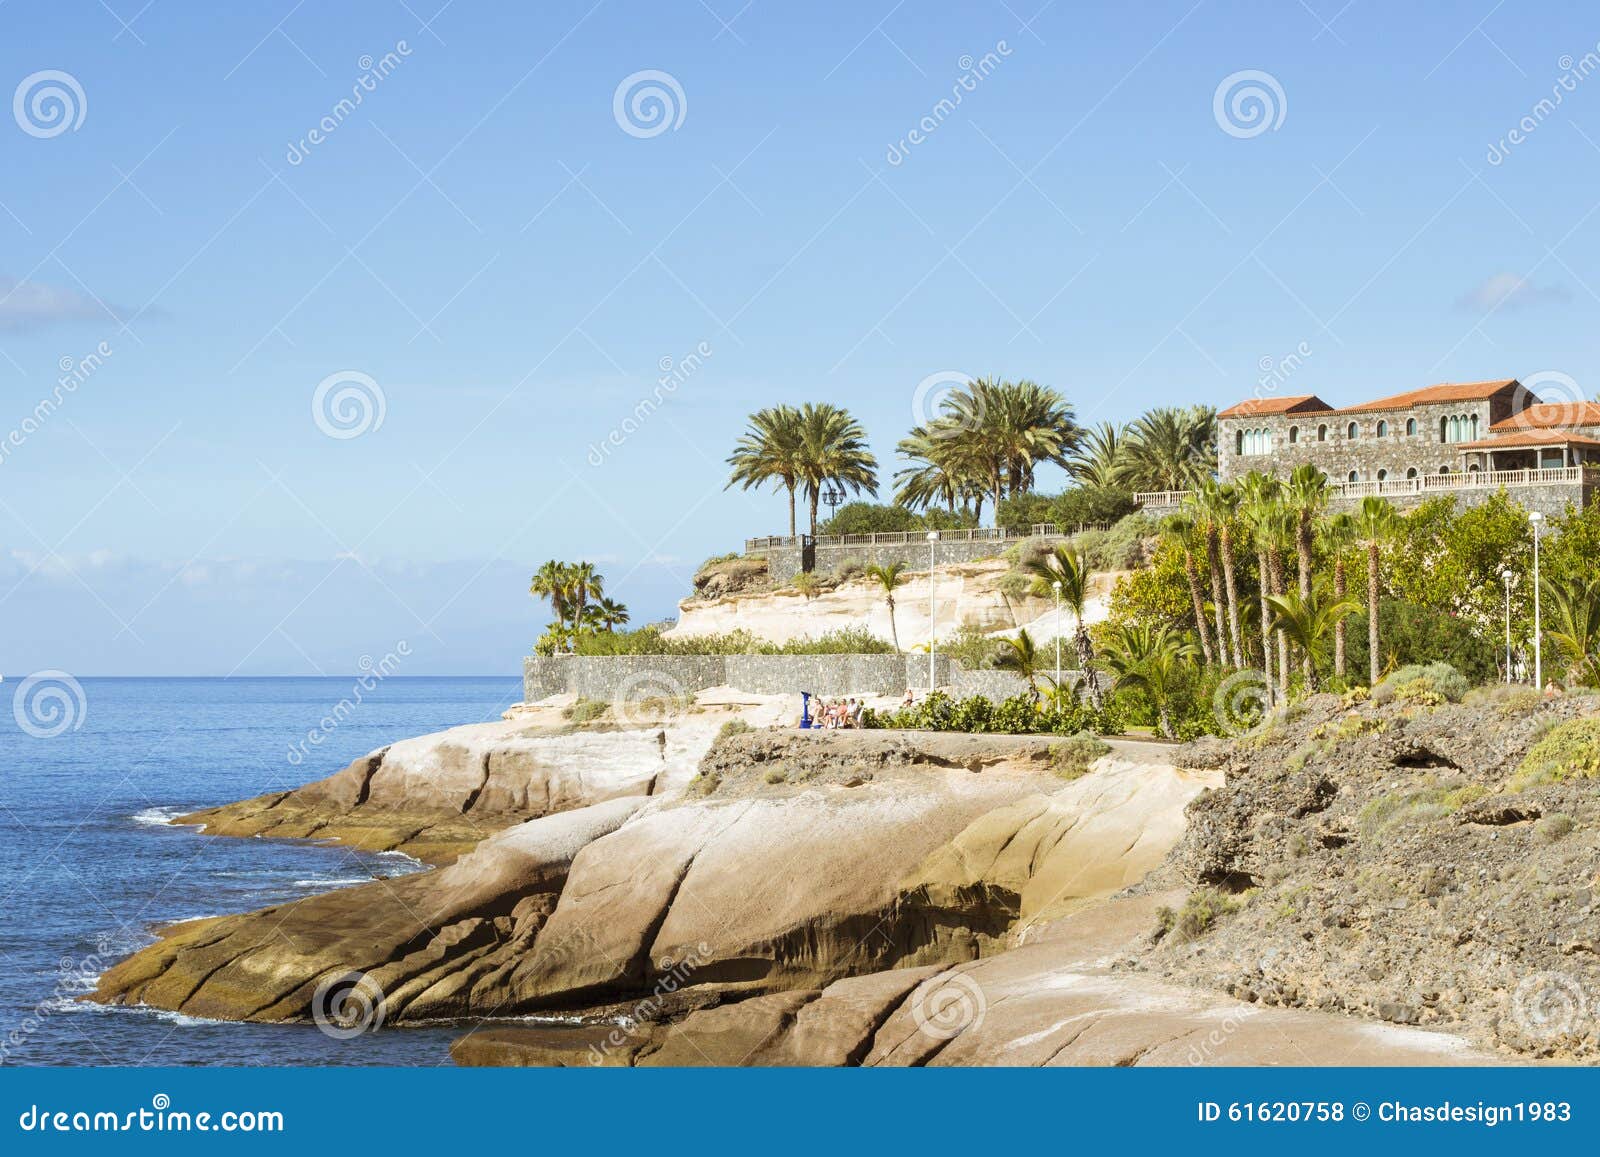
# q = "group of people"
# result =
<box><xmin>800</xmin><ymin>693</ymin><xmax>866</xmax><ymax>729</ymax></box>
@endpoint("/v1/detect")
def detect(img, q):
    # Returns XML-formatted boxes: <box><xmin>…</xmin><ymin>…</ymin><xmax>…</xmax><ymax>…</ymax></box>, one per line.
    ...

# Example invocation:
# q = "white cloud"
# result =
<box><xmin>1455</xmin><ymin>273</ymin><xmax>1570</xmax><ymax>314</ymax></box>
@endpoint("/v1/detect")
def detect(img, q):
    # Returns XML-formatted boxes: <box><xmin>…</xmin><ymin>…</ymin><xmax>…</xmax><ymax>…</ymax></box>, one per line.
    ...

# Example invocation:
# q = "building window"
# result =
<box><xmin>1470</xmin><ymin>413</ymin><xmax>1479</xmax><ymax>439</ymax></box>
<box><xmin>1235</xmin><ymin>430</ymin><xmax>1243</xmax><ymax>455</ymax></box>
<box><xmin>1406</xmin><ymin>418</ymin><xmax>1417</xmax><ymax>436</ymax></box>
<box><xmin>1288</xmin><ymin>425</ymin><xmax>1298</xmax><ymax>444</ymax></box>
<box><xmin>1440</xmin><ymin>465</ymin><xmax>1451</xmax><ymax>474</ymax></box>
<box><xmin>1406</xmin><ymin>467</ymin><xmax>1418</xmax><ymax>479</ymax></box>
<box><xmin>1317</xmin><ymin>424</ymin><xmax>1328</xmax><ymax>442</ymax></box>
<box><xmin>1376</xmin><ymin>420</ymin><xmax>1389</xmax><ymax>438</ymax></box>
<box><xmin>1377</xmin><ymin>469</ymin><xmax>1388</xmax><ymax>481</ymax></box>
<box><xmin>1346</xmin><ymin>421</ymin><xmax>1359</xmax><ymax>439</ymax></box>
<box><xmin>1440</xmin><ymin>416</ymin><xmax>1448</xmax><ymax>441</ymax></box>
<box><xmin>1348</xmin><ymin>470</ymin><xmax>1359</xmax><ymax>482</ymax></box>
<box><xmin>1468</xmin><ymin>463</ymin><xmax>1481</xmax><ymax>473</ymax></box>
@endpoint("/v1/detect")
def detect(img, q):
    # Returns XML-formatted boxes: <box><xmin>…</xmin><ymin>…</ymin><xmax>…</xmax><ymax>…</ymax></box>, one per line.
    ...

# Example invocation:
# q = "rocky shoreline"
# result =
<box><xmin>91</xmin><ymin>690</ymin><xmax>1595</xmax><ymax>1065</ymax></box>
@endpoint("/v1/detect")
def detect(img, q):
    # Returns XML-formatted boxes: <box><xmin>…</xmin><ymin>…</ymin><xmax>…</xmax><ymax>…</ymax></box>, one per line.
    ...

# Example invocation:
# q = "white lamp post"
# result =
<box><xmin>927</xmin><ymin>530</ymin><xmax>939</xmax><ymax>692</ymax></box>
<box><xmin>1530</xmin><ymin>511</ymin><xmax>1545</xmax><ymax>689</ymax></box>
<box><xmin>1501</xmin><ymin>569</ymin><xmax>1513</xmax><ymax>683</ymax></box>
<box><xmin>1052</xmin><ymin>579</ymin><xmax>1062</xmax><ymax>691</ymax></box>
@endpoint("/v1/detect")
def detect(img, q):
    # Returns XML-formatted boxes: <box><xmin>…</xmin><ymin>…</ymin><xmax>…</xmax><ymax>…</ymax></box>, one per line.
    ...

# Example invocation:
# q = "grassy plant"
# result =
<box><xmin>1536</xmin><ymin>813</ymin><xmax>1576</xmax><ymax>843</ymax></box>
<box><xmin>1371</xmin><ymin>661</ymin><xmax>1469</xmax><ymax>707</ymax></box>
<box><xmin>563</xmin><ymin>698</ymin><xmax>610</xmax><ymax>724</ymax></box>
<box><xmin>1358</xmin><ymin>780</ymin><xmax>1488</xmax><ymax>839</ymax></box>
<box><xmin>1156</xmin><ymin>887</ymin><xmax>1247</xmax><ymax>943</ymax></box>
<box><xmin>716</xmin><ymin>718</ymin><xmax>754</xmax><ymax>742</ymax></box>
<box><xmin>1047</xmin><ymin>732</ymin><xmax>1111</xmax><ymax>780</ymax></box>
<box><xmin>1509</xmin><ymin>717</ymin><xmax>1600</xmax><ymax>789</ymax></box>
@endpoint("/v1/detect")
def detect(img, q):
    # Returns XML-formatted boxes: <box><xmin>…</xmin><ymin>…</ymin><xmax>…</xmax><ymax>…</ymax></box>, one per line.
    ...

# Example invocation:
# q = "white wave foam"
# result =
<box><xmin>130</xmin><ymin>806</ymin><xmax>197</xmax><ymax>827</ymax></box>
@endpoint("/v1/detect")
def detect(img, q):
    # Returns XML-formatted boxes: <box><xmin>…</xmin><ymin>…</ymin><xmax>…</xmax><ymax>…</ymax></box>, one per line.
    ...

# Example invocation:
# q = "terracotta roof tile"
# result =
<box><xmin>1338</xmin><ymin>379</ymin><xmax>1518</xmax><ymax>413</ymax></box>
<box><xmin>1458</xmin><ymin>429</ymin><xmax>1600</xmax><ymax>450</ymax></box>
<box><xmin>1491</xmin><ymin>401</ymin><xmax>1600</xmax><ymax>431</ymax></box>
<box><xmin>1217</xmin><ymin>394</ymin><xmax>1331</xmax><ymax>419</ymax></box>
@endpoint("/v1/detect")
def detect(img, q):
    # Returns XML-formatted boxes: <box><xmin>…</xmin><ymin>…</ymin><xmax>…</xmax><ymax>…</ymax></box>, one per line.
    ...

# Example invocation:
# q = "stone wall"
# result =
<box><xmin>1141</xmin><ymin>477</ymin><xmax>1595</xmax><ymax>519</ymax></box>
<box><xmin>748</xmin><ymin>535</ymin><xmax>1056</xmax><ymax>584</ymax></box>
<box><xmin>523</xmin><ymin>653</ymin><xmax>1040</xmax><ymax>703</ymax></box>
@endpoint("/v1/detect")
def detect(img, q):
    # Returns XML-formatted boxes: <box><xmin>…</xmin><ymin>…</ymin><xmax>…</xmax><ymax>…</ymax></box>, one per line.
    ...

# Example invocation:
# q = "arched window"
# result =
<box><xmin>1376</xmin><ymin>420</ymin><xmax>1389</xmax><ymax>438</ymax></box>
<box><xmin>1470</xmin><ymin>413</ymin><xmax>1479</xmax><ymax>438</ymax></box>
<box><xmin>1440</xmin><ymin>465</ymin><xmax>1451</xmax><ymax>474</ymax></box>
<box><xmin>1440</xmin><ymin>416</ymin><xmax>1449</xmax><ymax>441</ymax></box>
<box><xmin>1235</xmin><ymin>430</ymin><xmax>1244</xmax><ymax>455</ymax></box>
<box><xmin>1288</xmin><ymin>425</ymin><xmax>1299</xmax><ymax>444</ymax></box>
<box><xmin>1405</xmin><ymin>467</ymin><xmax>1418</xmax><ymax>479</ymax></box>
<box><xmin>1348</xmin><ymin>470</ymin><xmax>1359</xmax><ymax>482</ymax></box>
<box><xmin>1317</xmin><ymin>424</ymin><xmax>1328</xmax><ymax>442</ymax></box>
<box><xmin>1347</xmin><ymin>421</ymin><xmax>1359</xmax><ymax>439</ymax></box>
<box><xmin>1376</xmin><ymin>469</ymin><xmax>1388</xmax><ymax>481</ymax></box>
<box><xmin>1468</xmin><ymin>462</ymin><xmax>1481</xmax><ymax>473</ymax></box>
<box><xmin>1406</xmin><ymin>418</ymin><xmax>1417</xmax><ymax>436</ymax></box>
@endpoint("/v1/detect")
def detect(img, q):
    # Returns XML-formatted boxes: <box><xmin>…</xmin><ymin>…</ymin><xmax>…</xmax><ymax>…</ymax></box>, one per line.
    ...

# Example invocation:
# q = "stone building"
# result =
<box><xmin>1140</xmin><ymin>378</ymin><xmax>1600</xmax><ymax>516</ymax></box>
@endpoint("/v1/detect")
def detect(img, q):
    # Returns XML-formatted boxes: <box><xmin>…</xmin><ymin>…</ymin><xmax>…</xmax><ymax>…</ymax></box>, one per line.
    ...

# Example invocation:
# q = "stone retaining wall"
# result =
<box><xmin>522</xmin><ymin>653</ymin><xmax>1054</xmax><ymax>703</ymax></box>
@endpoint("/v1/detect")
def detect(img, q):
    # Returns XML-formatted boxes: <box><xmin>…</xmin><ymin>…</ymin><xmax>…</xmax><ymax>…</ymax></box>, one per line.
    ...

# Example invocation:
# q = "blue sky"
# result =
<box><xmin>2</xmin><ymin>0</ymin><xmax>1599</xmax><ymax>674</ymax></box>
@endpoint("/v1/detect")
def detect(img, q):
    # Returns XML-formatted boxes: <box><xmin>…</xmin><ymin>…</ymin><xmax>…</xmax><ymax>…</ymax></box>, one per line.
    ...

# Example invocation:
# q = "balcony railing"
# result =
<box><xmin>1134</xmin><ymin>464</ymin><xmax>1600</xmax><ymax>509</ymax></box>
<box><xmin>744</xmin><ymin>522</ymin><xmax>1109</xmax><ymax>553</ymax></box>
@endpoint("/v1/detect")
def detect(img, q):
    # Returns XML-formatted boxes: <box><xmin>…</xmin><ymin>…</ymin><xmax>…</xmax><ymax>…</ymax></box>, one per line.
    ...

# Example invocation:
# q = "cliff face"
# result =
<box><xmin>666</xmin><ymin>559</ymin><xmax>1118</xmax><ymax>649</ymax></box>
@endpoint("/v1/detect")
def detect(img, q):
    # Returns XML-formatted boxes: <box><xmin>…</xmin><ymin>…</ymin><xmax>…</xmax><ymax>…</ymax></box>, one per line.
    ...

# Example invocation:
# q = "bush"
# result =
<box><xmin>570</xmin><ymin>626</ymin><xmax>894</xmax><ymax>656</ymax></box>
<box><xmin>716</xmin><ymin>718</ymin><xmax>754</xmax><ymax>742</ymax></box>
<box><xmin>1073</xmin><ymin>513</ymin><xmax>1155</xmax><ymax>571</ymax></box>
<box><xmin>1050</xmin><ymin>486</ymin><xmax>1137</xmax><ymax>530</ymax></box>
<box><xmin>864</xmin><ymin>690</ymin><xmax>1123</xmax><ymax>735</ymax></box>
<box><xmin>817</xmin><ymin>502</ymin><xmax>924</xmax><ymax>536</ymax></box>
<box><xmin>1510</xmin><ymin>717</ymin><xmax>1600</xmax><ymax>789</ymax></box>
<box><xmin>996</xmin><ymin>493</ymin><xmax>1055</xmax><ymax>536</ymax></box>
<box><xmin>1358</xmin><ymin>781</ymin><xmax>1487</xmax><ymax>839</ymax></box>
<box><xmin>1536</xmin><ymin>814</ymin><xmax>1576</xmax><ymax>843</ymax></box>
<box><xmin>1049</xmin><ymin>732</ymin><xmax>1110</xmax><ymax>779</ymax></box>
<box><xmin>563</xmin><ymin>697</ymin><xmax>610</xmax><ymax>724</ymax></box>
<box><xmin>1372</xmin><ymin>661</ymin><xmax>1470</xmax><ymax>706</ymax></box>
<box><xmin>1156</xmin><ymin>888</ymin><xmax>1244</xmax><ymax>943</ymax></box>
<box><xmin>942</xmin><ymin>625</ymin><xmax>1000</xmax><ymax>671</ymax></box>
<box><xmin>1345</xmin><ymin>601</ymin><xmax>1498</xmax><ymax>686</ymax></box>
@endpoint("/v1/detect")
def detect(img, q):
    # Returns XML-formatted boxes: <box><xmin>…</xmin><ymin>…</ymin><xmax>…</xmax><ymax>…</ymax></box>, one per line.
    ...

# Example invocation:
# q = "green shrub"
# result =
<box><xmin>763</xmin><ymin>768</ymin><xmax>787</xmax><ymax>785</ymax></box>
<box><xmin>716</xmin><ymin>718</ymin><xmax>754</xmax><ymax>742</ymax></box>
<box><xmin>1372</xmin><ymin>661</ymin><xmax>1470</xmax><ymax>706</ymax></box>
<box><xmin>1536</xmin><ymin>813</ymin><xmax>1576</xmax><ymax>843</ymax></box>
<box><xmin>1157</xmin><ymin>888</ymin><xmax>1244</xmax><ymax>943</ymax></box>
<box><xmin>996</xmin><ymin>493</ymin><xmax>1055</xmax><ymax>536</ymax></box>
<box><xmin>562</xmin><ymin>697</ymin><xmax>610</xmax><ymax>724</ymax></box>
<box><xmin>864</xmin><ymin>690</ymin><xmax>1123</xmax><ymax>736</ymax></box>
<box><xmin>942</xmin><ymin>625</ymin><xmax>1000</xmax><ymax>671</ymax></box>
<box><xmin>1463</xmin><ymin>683</ymin><xmax>1542</xmax><ymax>715</ymax></box>
<box><xmin>571</xmin><ymin>625</ymin><xmax>894</xmax><ymax>656</ymax></box>
<box><xmin>1358</xmin><ymin>781</ymin><xmax>1487</xmax><ymax>839</ymax></box>
<box><xmin>1510</xmin><ymin>717</ymin><xmax>1600</xmax><ymax>789</ymax></box>
<box><xmin>1051</xmin><ymin>486</ymin><xmax>1138</xmax><ymax>531</ymax></box>
<box><xmin>833</xmin><ymin>557</ymin><xmax>865</xmax><ymax>581</ymax></box>
<box><xmin>1346</xmin><ymin>601</ymin><xmax>1498</xmax><ymax>686</ymax></box>
<box><xmin>1049</xmin><ymin>732</ymin><xmax>1111</xmax><ymax>779</ymax></box>
<box><xmin>817</xmin><ymin>502</ymin><xmax>932</xmax><ymax>536</ymax></box>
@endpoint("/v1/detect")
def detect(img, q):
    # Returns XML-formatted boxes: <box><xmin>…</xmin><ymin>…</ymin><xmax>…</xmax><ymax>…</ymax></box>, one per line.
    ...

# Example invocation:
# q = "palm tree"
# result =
<box><xmin>1282</xmin><ymin>465</ymin><xmax>1330</xmax><ymax>599</ymax></box>
<box><xmin>726</xmin><ymin>405</ymin><xmax>805</xmax><ymax>536</ymax></box>
<box><xmin>566</xmin><ymin>561</ymin><xmax>603</xmax><ymax>630</ymax></box>
<box><xmin>1321</xmin><ymin>513</ymin><xmax>1357</xmax><ymax>681</ymax></box>
<box><xmin>1185</xmin><ymin>486</ymin><xmax>1231</xmax><ymax>667</ymax></box>
<box><xmin>1024</xmin><ymin>544</ymin><xmax>1103</xmax><ymax>708</ymax></box>
<box><xmin>1543</xmin><ymin>574</ymin><xmax>1600</xmax><ymax>685</ymax></box>
<box><xmin>933</xmin><ymin>378</ymin><xmax>1080</xmax><ymax>523</ymax></box>
<box><xmin>1065</xmin><ymin>421</ymin><xmax>1129</xmax><ymax>490</ymax></box>
<box><xmin>530</xmin><ymin>560</ymin><xmax>573</xmax><ymax>634</ymax></box>
<box><xmin>866</xmin><ymin>561</ymin><xmax>908</xmax><ymax>653</ymax></box>
<box><xmin>1098</xmin><ymin>621</ymin><xmax>1200</xmax><ymax>738</ymax></box>
<box><xmin>1252</xmin><ymin>505</ymin><xmax>1298</xmax><ymax>700</ymax></box>
<box><xmin>1238</xmin><ymin>472</ymin><xmax>1282</xmax><ymax>684</ymax></box>
<box><xmin>994</xmin><ymin>627</ymin><xmax>1047</xmax><ymax>696</ymax></box>
<box><xmin>894</xmin><ymin>425</ymin><xmax>988</xmax><ymax>521</ymax></box>
<box><xmin>1265</xmin><ymin>587</ymin><xmax>1362</xmax><ymax>693</ymax></box>
<box><xmin>594</xmin><ymin>597</ymin><xmax>630</xmax><ymax>632</ymax></box>
<box><xmin>1163</xmin><ymin>512</ymin><xmax>1216</xmax><ymax>666</ymax></box>
<box><xmin>796</xmin><ymin>402</ymin><xmax>878</xmax><ymax>536</ymax></box>
<box><xmin>1122</xmin><ymin>406</ymin><xmax>1217</xmax><ymax>492</ymax></box>
<box><xmin>1351</xmin><ymin>497</ymin><xmax>1399</xmax><ymax>686</ymax></box>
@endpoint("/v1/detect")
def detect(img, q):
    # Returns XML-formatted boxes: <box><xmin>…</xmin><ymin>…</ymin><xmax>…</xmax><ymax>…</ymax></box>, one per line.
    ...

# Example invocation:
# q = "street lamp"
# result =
<box><xmin>1052</xmin><ymin>579</ymin><xmax>1063</xmax><ymax>691</ymax></box>
<box><xmin>1530</xmin><ymin>511</ymin><xmax>1545</xmax><ymax>689</ymax></box>
<box><xmin>927</xmin><ymin>530</ymin><xmax>939</xmax><ymax>692</ymax></box>
<box><xmin>1501</xmin><ymin>569</ymin><xmax>1513</xmax><ymax>684</ymax></box>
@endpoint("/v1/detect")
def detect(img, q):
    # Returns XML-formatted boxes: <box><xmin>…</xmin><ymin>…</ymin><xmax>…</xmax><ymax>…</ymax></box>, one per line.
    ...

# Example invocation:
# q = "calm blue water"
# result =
<box><xmin>0</xmin><ymin>676</ymin><xmax>525</xmax><ymax>1066</ymax></box>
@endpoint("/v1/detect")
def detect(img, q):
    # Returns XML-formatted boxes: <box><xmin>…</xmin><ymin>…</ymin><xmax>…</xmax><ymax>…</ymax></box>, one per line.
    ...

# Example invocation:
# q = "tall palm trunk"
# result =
<box><xmin>1256</xmin><ymin>546</ymin><xmax>1273</xmax><ymax>685</ymax></box>
<box><xmin>1269</xmin><ymin>551</ymin><xmax>1289</xmax><ymax>699</ymax></box>
<box><xmin>1075</xmin><ymin>623</ymin><xmax>1103</xmax><ymax>710</ymax></box>
<box><xmin>1367</xmin><ymin>543</ymin><xmax>1381</xmax><ymax>686</ymax></box>
<box><xmin>1220</xmin><ymin>524</ymin><xmax>1243</xmax><ymax>669</ymax></box>
<box><xmin>1205</xmin><ymin>531</ymin><xmax>1228</xmax><ymax>667</ymax></box>
<box><xmin>1296</xmin><ymin>516</ymin><xmax>1313</xmax><ymax>683</ymax></box>
<box><xmin>808</xmin><ymin>486</ymin><xmax>820</xmax><ymax>537</ymax></box>
<box><xmin>786</xmin><ymin>483</ymin><xmax>797</xmax><ymax>537</ymax></box>
<box><xmin>1181</xmin><ymin>548</ymin><xmax>1215</xmax><ymax>665</ymax></box>
<box><xmin>886</xmin><ymin>594</ymin><xmax>901</xmax><ymax>654</ymax></box>
<box><xmin>1333</xmin><ymin>555</ymin><xmax>1347</xmax><ymax>680</ymax></box>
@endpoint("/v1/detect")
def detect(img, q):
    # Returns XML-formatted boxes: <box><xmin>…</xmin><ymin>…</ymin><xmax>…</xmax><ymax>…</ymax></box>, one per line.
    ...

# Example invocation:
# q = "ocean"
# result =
<box><xmin>0</xmin><ymin>676</ymin><xmax>526</xmax><ymax>1066</ymax></box>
